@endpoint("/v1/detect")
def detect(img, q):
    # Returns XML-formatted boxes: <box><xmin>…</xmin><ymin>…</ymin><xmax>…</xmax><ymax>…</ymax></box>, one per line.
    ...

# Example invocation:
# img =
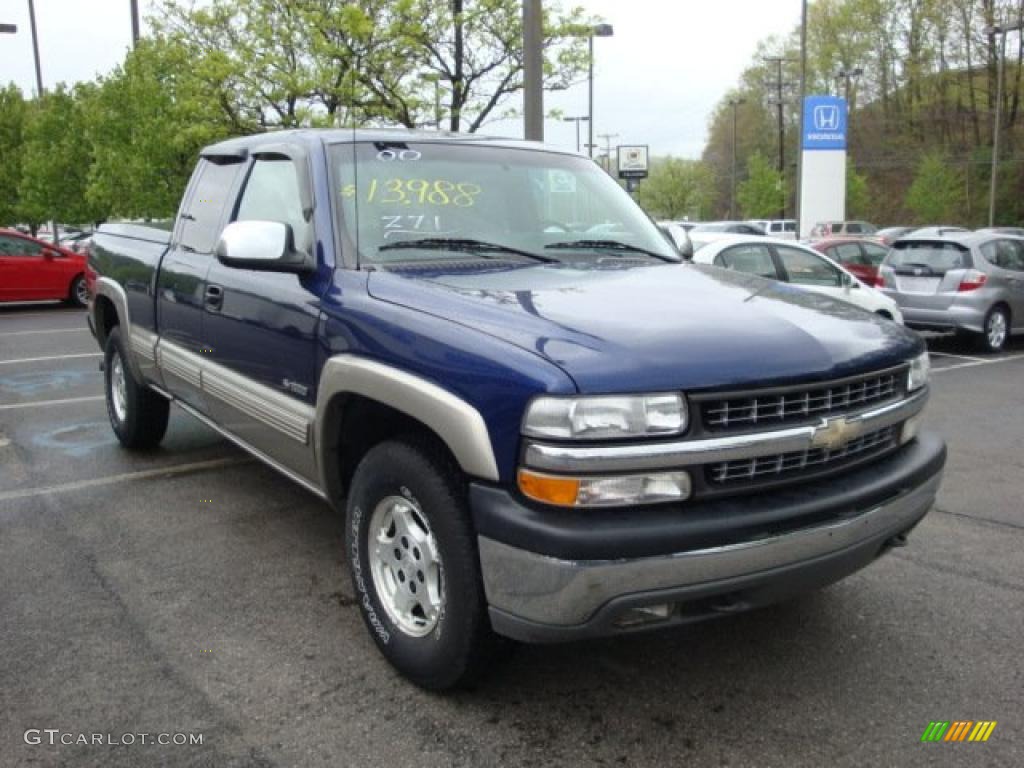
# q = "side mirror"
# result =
<box><xmin>43</xmin><ymin>249</ymin><xmax>58</xmax><ymax>260</ymax></box>
<box><xmin>215</xmin><ymin>220</ymin><xmax>314</xmax><ymax>273</ymax></box>
<box><xmin>840</xmin><ymin>271</ymin><xmax>854</xmax><ymax>289</ymax></box>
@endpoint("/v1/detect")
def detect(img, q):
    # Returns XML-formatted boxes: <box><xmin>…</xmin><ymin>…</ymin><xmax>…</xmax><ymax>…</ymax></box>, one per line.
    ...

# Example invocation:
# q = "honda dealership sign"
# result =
<box><xmin>798</xmin><ymin>96</ymin><xmax>848</xmax><ymax>237</ymax></box>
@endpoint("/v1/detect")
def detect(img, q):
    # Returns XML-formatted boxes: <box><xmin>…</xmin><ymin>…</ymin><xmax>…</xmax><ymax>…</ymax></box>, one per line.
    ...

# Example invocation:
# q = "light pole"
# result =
<box><xmin>835</xmin><ymin>66</ymin><xmax>864</xmax><ymax>107</ymax></box>
<box><xmin>587</xmin><ymin>23</ymin><xmax>614</xmax><ymax>159</ymax></box>
<box><xmin>728</xmin><ymin>98</ymin><xmax>746</xmax><ymax>219</ymax></box>
<box><xmin>597</xmin><ymin>132</ymin><xmax>618</xmax><ymax>175</ymax></box>
<box><xmin>130</xmin><ymin>0</ymin><xmax>140</xmax><ymax>47</ymax></box>
<box><xmin>27</xmin><ymin>0</ymin><xmax>44</xmax><ymax>98</ymax></box>
<box><xmin>984</xmin><ymin>20</ymin><xmax>1023</xmax><ymax>227</ymax></box>
<box><xmin>563</xmin><ymin>116</ymin><xmax>589</xmax><ymax>153</ymax></box>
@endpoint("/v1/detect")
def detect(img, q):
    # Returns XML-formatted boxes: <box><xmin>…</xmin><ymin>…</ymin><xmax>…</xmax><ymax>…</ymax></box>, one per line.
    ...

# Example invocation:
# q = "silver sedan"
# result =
<box><xmin>878</xmin><ymin>232</ymin><xmax>1024</xmax><ymax>352</ymax></box>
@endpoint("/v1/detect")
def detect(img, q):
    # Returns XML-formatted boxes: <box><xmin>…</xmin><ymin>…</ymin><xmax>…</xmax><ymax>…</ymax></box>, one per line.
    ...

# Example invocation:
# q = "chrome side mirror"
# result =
<box><xmin>215</xmin><ymin>220</ymin><xmax>314</xmax><ymax>273</ymax></box>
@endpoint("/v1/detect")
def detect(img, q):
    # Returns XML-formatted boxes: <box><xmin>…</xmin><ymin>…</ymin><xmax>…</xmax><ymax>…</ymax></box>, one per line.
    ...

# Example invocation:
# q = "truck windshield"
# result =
<box><xmin>330</xmin><ymin>142</ymin><xmax>677</xmax><ymax>266</ymax></box>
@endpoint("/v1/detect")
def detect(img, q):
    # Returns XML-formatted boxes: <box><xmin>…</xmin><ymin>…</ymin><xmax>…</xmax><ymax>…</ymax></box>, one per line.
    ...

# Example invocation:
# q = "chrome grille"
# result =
<box><xmin>708</xmin><ymin>425</ymin><xmax>898</xmax><ymax>485</ymax></box>
<box><xmin>701</xmin><ymin>370</ymin><xmax>901</xmax><ymax>432</ymax></box>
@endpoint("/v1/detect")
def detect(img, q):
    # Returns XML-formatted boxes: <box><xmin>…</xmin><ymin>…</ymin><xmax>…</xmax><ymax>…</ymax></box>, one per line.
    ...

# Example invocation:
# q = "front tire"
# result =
<box><xmin>345</xmin><ymin>438</ymin><xmax>499</xmax><ymax>690</ymax></box>
<box><xmin>104</xmin><ymin>327</ymin><xmax>170</xmax><ymax>450</ymax></box>
<box><xmin>978</xmin><ymin>305</ymin><xmax>1010</xmax><ymax>353</ymax></box>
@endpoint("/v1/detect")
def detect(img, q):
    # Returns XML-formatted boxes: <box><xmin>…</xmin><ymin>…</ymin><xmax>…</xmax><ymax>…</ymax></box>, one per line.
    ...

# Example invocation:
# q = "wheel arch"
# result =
<box><xmin>316</xmin><ymin>356</ymin><xmax>499</xmax><ymax>507</ymax></box>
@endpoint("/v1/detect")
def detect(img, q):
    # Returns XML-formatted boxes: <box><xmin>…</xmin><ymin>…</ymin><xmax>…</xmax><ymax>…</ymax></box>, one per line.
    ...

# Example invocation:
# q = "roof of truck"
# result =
<box><xmin>201</xmin><ymin>128</ymin><xmax>566</xmax><ymax>158</ymax></box>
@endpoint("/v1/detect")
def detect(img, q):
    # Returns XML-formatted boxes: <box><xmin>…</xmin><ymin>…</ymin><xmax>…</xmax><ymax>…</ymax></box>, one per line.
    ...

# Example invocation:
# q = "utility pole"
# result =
<box><xmin>130</xmin><ymin>0</ymin><xmax>141</xmax><ymax>47</ymax></box>
<box><xmin>763</xmin><ymin>56</ymin><xmax>797</xmax><ymax>220</ymax></box>
<box><xmin>985</xmin><ymin>20</ymin><xmax>1023</xmax><ymax>227</ymax></box>
<box><xmin>598</xmin><ymin>132</ymin><xmax>619</xmax><ymax>174</ymax></box>
<box><xmin>795</xmin><ymin>0</ymin><xmax>808</xmax><ymax>237</ymax></box>
<box><xmin>587</xmin><ymin>24</ymin><xmax>614</xmax><ymax>159</ymax></box>
<box><xmin>523</xmin><ymin>0</ymin><xmax>543</xmax><ymax>141</ymax></box>
<box><xmin>728</xmin><ymin>98</ymin><xmax>746</xmax><ymax>220</ymax></box>
<box><xmin>563</xmin><ymin>116</ymin><xmax>589</xmax><ymax>153</ymax></box>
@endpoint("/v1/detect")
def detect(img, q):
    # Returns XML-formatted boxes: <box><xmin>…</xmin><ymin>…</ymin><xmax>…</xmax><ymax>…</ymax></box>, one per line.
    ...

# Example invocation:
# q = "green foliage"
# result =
<box><xmin>83</xmin><ymin>37</ymin><xmax>236</xmax><ymax>218</ymax></box>
<box><xmin>635</xmin><ymin>157</ymin><xmax>713</xmax><ymax>220</ymax></box>
<box><xmin>17</xmin><ymin>85</ymin><xmax>101</xmax><ymax>226</ymax></box>
<box><xmin>906</xmin><ymin>153</ymin><xmax>964</xmax><ymax>222</ymax></box>
<box><xmin>0</xmin><ymin>84</ymin><xmax>26</xmax><ymax>225</ymax></box>
<box><xmin>846</xmin><ymin>162</ymin><xmax>870</xmax><ymax>218</ymax></box>
<box><xmin>738</xmin><ymin>152</ymin><xmax>786</xmax><ymax>219</ymax></box>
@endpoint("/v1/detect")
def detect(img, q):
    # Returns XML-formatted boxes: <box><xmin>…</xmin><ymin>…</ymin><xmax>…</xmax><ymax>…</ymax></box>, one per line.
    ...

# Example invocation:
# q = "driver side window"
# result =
<box><xmin>236</xmin><ymin>157</ymin><xmax>310</xmax><ymax>253</ymax></box>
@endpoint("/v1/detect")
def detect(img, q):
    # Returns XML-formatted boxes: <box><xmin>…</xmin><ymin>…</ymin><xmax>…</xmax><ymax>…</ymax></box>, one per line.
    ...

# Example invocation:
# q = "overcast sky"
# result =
<box><xmin>0</xmin><ymin>0</ymin><xmax>800</xmax><ymax>158</ymax></box>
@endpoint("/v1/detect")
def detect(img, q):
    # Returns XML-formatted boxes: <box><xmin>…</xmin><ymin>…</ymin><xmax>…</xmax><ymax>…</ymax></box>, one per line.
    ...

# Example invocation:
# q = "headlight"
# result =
<box><xmin>522</xmin><ymin>393</ymin><xmax>687</xmax><ymax>440</ymax></box>
<box><xmin>907</xmin><ymin>352</ymin><xmax>930</xmax><ymax>392</ymax></box>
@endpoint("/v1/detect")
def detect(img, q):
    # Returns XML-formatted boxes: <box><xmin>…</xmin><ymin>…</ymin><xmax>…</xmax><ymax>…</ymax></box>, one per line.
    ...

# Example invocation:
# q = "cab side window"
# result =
<box><xmin>179</xmin><ymin>160</ymin><xmax>241</xmax><ymax>254</ymax></box>
<box><xmin>715</xmin><ymin>244</ymin><xmax>778</xmax><ymax>279</ymax></box>
<box><xmin>235</xmin><ymin>157</ymin><xmax>311</xmax><ymax>253</ymax></box>
<box><xmin>776</xmin><ymin>246</ymin><xmax>842</xmax><ymax>287</ymax></box>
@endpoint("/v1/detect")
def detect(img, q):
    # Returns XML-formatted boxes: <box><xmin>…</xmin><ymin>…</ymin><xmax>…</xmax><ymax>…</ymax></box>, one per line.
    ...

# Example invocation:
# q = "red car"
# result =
<box><xmin>0</xmin><ymin>229</ymin><xmax>89</xmax><ymax>306</ymax></box>
<box><xmin>810</xmin><ymin>237</ymin><xmax>890</xmax><ymax>287</ymax></box>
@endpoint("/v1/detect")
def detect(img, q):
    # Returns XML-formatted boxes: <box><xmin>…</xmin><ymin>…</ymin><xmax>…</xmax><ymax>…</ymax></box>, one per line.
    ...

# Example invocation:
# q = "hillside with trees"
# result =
<box><xmin>701</xmin><ymin>0</ymin><xmax>1024</xmax><ymax>226</ymax></box>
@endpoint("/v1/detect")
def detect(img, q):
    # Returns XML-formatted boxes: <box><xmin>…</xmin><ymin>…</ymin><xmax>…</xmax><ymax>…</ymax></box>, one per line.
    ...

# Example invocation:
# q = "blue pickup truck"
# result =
<box><xmin>88</xmin><ymin>129</ymin><xmax>945</xmax><ymax>689</ymax></box>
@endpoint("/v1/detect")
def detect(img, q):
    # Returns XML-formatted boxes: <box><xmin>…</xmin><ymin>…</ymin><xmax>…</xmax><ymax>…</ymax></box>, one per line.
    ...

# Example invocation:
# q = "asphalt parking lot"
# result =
<box><xmin>1</xmin><ymin>303</ymin><xmax>1022</xmax><ymax>768</ymax></box>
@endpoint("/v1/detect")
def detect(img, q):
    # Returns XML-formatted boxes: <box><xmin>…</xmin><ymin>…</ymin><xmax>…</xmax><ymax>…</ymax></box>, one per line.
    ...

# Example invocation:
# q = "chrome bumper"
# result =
<box><xmin>479</xmin><ymin>469</ymin><xmax>941</xmax><ymax>638</ymax></box>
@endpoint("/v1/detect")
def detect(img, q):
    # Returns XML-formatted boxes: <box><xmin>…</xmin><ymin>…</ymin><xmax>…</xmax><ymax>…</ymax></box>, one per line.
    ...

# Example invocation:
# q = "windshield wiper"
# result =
<box><xmin>544</xmin><ymin>239</ymin><xmax>675</xmax><ymax>262</ymax></box>
<box><xmin>379</xmin><ymin>237</ymin><xmax>557</xmax><ymax>263</ymax></box>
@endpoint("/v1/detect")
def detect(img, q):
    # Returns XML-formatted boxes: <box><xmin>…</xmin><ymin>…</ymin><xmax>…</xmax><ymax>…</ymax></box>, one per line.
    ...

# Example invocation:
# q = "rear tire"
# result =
<box><xmin>977</xmin><ymin>305</ymin><xmax>1010</xmax><ymax>353</ymax></box>
<box><xmin>104</xmin><ymin>327</ymin><xmax>170</xmax><ymax>450</ymax></box>
<box><xmin>345</xmin><ymin>437</ymin><xmax>501</xmax><ymax>690</ymax></box>
<box><xmin>67</xmin><ymin>274</ymin><xmax>88</xmax><ymax>308</ymax></box>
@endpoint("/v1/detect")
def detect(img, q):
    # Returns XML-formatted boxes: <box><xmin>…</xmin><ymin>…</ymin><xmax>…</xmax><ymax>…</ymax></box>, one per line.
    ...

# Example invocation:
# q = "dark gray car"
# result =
<box><xmin>879</xmin><ymin>233</ymin><xmax>1024</xmax><ymax>352</ymax></box>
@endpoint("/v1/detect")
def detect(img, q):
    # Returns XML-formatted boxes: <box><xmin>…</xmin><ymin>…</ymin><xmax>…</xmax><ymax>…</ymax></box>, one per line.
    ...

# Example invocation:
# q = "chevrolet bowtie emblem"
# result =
<box><xmin>811</xmin><ymin>416</ymin><xmax>863</xmax><ymax>451</ymax></box>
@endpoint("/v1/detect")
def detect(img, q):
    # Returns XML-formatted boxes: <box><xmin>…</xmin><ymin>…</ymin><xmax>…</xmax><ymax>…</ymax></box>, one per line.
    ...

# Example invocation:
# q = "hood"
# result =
<box><xmin>367</xmin><ymin>261</ymin><xmax>923</xmax><ymax>393</ymax></box>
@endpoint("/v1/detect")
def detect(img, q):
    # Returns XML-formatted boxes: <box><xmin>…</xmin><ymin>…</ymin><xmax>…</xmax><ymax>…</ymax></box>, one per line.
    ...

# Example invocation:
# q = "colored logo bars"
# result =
<box><xmin>921</xmin><ymin>721</ymin><xmax>997</xmax><ymax>742</ymax></box>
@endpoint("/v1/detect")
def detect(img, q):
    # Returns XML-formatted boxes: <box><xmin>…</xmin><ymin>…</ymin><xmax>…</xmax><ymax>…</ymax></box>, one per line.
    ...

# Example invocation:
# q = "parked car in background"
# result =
<box><xmin>878</xmin><ymin>232</ymin><xmax>1024</xmax><ymax>352</ymax></box>
<box><xmin>976</xmin><ymin>226</ymin><xmax>1024</xmax><ymax>238</ymax></box>
<box><xmin>656</xmin><ymin>221</ymin><xmax>694</xmax><ymax>259</ymax></box>
<box><xmin>809</xmin><ymin>220</ymin><xmax>878</xmax><ymax>238</ymax></box>
<box><xmin>748</xmin><ymin>219</ymin><xmax>797</xmax><ymax>240</ymax></box>
<box><xmin>689</xmin><ymin>221</ymin><xmax>766</xmax><ymax>250</ymax></box>
<box><xmin>694</xmin><ymin>236</ymin><xmax>903</xmax><ymax>322</ymax></box>
<box><xmin>812</xmin><ymin>237</ymin><xmax>891</xmax><ymax>286</ymax></box>
<box><xmin>875</xmin><ymin>226</ymin><xmax>916</xmax><ymax>245</ymax></box>
<box><xmin>904</xmin><ymin>226</ymin><xmax>969</xmax><ymax>238</ymax></box>
<box><xmin>0</xmin><ymin>229</ymin><xmax>89</xmax><ymax>306</ymax></box>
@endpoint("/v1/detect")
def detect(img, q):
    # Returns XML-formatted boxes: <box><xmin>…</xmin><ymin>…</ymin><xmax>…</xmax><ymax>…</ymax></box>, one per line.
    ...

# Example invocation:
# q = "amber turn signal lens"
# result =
<box><xmin>517</xmin><ymin>469</ymin><xmax>580</xmax><ymax>507</ymax></box>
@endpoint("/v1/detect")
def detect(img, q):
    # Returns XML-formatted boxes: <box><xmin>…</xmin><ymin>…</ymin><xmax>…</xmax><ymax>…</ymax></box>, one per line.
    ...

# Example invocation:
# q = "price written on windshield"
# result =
<box><xmin>341</xmin><ymin>179</ymin><xmax>482</xmax><ymax>207</ymax></box>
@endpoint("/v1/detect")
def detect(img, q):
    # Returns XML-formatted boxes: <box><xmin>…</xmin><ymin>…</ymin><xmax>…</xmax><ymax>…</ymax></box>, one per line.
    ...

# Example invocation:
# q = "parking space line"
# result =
<box><xmin>0</xmin><ymin>352</ymin><xmax>101</xmax><ymax>366</ymax></box>
<box><xmin>927</xmin><ymin>351</ymin><xmax>985</xmax><ymax>362</ymax></box>
<box><xmin>0</xmin><ymin>457</ymin><xmax>253</xmax><ymax>503</ymax></box>
<box><xmin>0</xmin><ymin>328</ymin><xmax>90</xmax><ymax>337</ymax></box>
<box><xmin>0</xmin><ymin>310</ymin><xmax>85</xmax><ymax>319</ymax></box>
<box><xmin>0</xmin><ymin>396</ymin><xmax>105</xmax><ymax>411</ymax></box>
<box><xmin>932</xmin><ymin>354</ymin><xmax>1024</xmax><ymax>373</ymax></box>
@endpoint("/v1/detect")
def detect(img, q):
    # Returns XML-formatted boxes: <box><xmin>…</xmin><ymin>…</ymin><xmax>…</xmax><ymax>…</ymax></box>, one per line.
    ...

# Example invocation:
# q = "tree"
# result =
<box><xmin>846</xmin><ymin>162</ymin><xmax>870</xmax><ymax>218</ymax></box>
<box><xmin>635</xmin><ymin>157</ymin><xmax>713</xmax><ymax>220</ymax></box>
<box><xmin>905</xmin><ymin>152</ymin><xmax>963</xmax><ymax>222</ymax></box>
<box><xmin>738</xmin><ymin>152</ymin><xmax>786</xmax><ymax>219</ymax></box>
<box><xmin>0</xmin><ymin>84</ymin><xmax>27</xmax><ymax>226</ymax></box>
<box><xmin>18</xmin><ymin>85</ymin><xmax>101</xmax><ymax>228</ymax></box>
<box><xmin>83</xmin><ymin>37</ymin><xmax>237</xmax><ymax>219</ymax></box>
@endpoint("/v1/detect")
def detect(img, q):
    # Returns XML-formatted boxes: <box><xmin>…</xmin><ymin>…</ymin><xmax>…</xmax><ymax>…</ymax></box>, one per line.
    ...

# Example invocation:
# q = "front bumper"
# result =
<box><xmin>472</xmin><ymin>431</ymin><xmax>945</xmax><ymax>642</ymax></box>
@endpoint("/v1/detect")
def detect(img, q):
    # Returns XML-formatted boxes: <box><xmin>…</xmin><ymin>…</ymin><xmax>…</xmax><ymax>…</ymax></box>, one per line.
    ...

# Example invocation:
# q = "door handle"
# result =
<box><xmin>205</xmin><ymin>284</ymin><xmax>224</xmax><ymax>310</ymax></box>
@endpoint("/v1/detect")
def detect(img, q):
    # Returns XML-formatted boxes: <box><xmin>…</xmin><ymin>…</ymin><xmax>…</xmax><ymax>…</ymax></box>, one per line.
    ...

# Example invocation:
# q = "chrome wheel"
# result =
<box><xmin>110</xmin><ymin>354</ymin><xmax>128</xmax><ymax>423</ymax></box>
<box><xmin>368</xmin><ymin>495</ymin><xmax>443</xmax><ymax>637</ymax></box>
<box><xmin>75</xmin><ymin>278</ymin><xmax>89</xmax><ymax>306</ymax></box>
<box><xmin>987</xmin><ymin>310</ymin><xmax>1008</xmax><ymax>350</ymax></box>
